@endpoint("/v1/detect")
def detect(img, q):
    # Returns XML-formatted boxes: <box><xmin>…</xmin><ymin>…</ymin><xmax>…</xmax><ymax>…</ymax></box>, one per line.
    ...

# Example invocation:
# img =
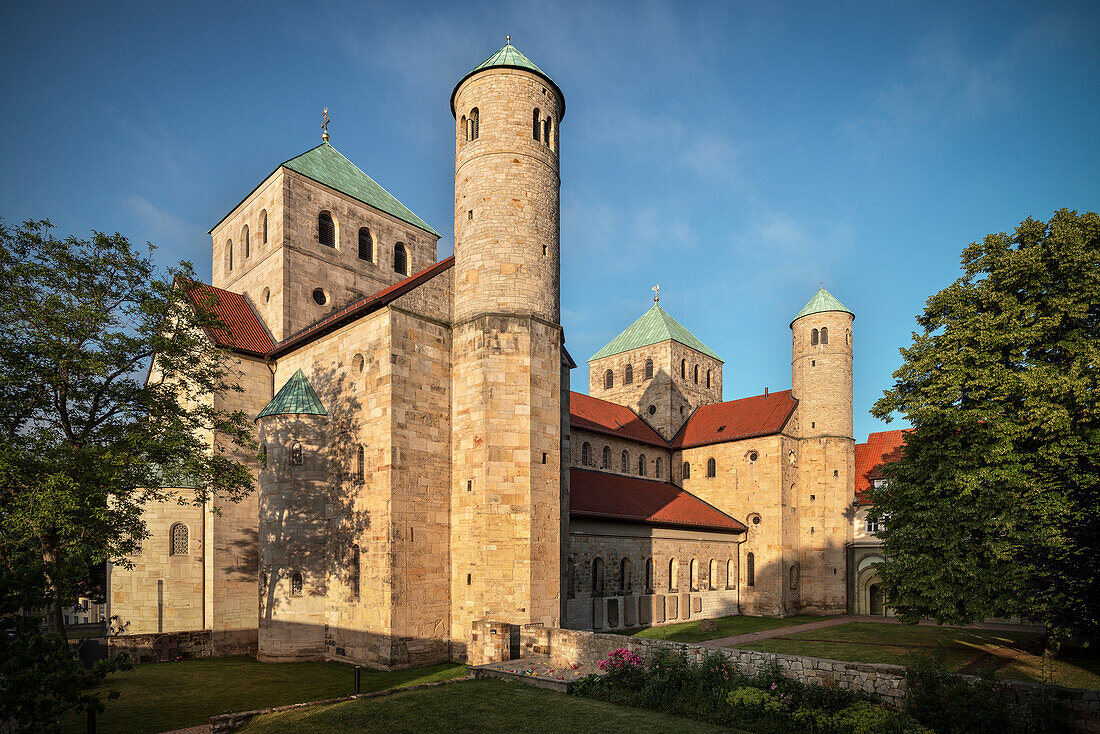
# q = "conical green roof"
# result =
<box><xmin>281</xmin><ymin>142</ymin><xmax>439</xmax><ymax>236</ymax></box>
<box><xmin>590</xmin><ymin>304</ymin><xmax>721</xmax><ymax>362</ymax></box>
<box><xmin>791</xmin><ymin>287</ymin><xmax>854</xmax><ymax>327</ymax></box>
<box><xmin>256</xmin><ymin>369</ymin><xmax>328</xmax><ymax>420</ymax></box>
<box><xmin>451</xmin><ymin>40</ymin><xmax>564</xmax><ymax>119</ymax></box>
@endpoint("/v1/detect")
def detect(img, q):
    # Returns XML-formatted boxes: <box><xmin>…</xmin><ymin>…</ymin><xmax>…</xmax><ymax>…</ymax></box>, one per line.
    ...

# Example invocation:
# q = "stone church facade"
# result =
<box><xmin>109</xmin><ymin>41</ymin><xmax>898</xmax><ymax>669</ymax></box>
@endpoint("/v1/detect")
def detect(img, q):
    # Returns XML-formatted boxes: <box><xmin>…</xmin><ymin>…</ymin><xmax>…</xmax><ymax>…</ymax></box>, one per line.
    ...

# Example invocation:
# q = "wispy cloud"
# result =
<box><xmin>122</xmin><ymin>195</ymin><xmax>200</xmax><ymax>254</ymax></box>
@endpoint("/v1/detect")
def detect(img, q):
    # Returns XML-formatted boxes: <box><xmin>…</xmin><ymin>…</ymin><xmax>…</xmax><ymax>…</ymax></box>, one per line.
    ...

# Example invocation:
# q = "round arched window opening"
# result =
<box><xmin>353</xmin><ymin>353</ymin><xmax>365</xmax><ymax>373</ymax></box>
<box><xmin>312</xmin><ymin>288</ymin><xmax>327</xmax><ymax>306</ymax></box>
<box><xmin>647</xmin><ymin>405</ymin><xmax>656</xmax><ymax>415</ymax></box>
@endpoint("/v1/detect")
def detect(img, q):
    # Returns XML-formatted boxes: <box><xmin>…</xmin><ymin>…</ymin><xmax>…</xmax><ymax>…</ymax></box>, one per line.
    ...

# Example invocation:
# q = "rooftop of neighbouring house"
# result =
<box><xmin>854</xmin><ymin>429</ymin><xmax>908</xmax><ymax>505</ymax></box>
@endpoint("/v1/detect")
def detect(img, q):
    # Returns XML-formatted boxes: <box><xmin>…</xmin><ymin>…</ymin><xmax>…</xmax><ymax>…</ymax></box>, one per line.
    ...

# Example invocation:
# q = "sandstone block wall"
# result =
<box><xmin>571</xmin><ymin>428</ymin><xmax>672</xmax><ymax>481</ymax></box>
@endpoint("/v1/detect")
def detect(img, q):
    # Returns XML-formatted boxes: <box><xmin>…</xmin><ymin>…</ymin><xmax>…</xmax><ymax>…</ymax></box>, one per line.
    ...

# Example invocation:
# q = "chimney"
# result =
<box><xmin>765</xmin><ymin>387</ymin><xmax>769</xmax><ymax>397</ymax></box>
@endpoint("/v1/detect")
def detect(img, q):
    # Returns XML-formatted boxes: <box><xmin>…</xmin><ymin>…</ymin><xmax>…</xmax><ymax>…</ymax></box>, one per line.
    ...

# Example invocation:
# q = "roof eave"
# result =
<box><xmin>570</xmin><ymin>510</ymin><xmax>745</xmax><ymax>534</ymax></box>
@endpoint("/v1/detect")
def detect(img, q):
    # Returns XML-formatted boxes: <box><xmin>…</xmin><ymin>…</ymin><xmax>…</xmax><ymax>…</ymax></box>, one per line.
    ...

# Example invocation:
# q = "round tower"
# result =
<box><xmin>451</xmin><ymin>38</ymin><xmax>563</xmax><ymax>324</ymax></box>
<box><xmin>790</xmin><ymin>287</ymin><xmax>854</xmax><ymax>439</ymax></box>
<box><xmin>448</xmin><ymin>40</ymin><xmax>566</xmax><ymax>651</ymax></box>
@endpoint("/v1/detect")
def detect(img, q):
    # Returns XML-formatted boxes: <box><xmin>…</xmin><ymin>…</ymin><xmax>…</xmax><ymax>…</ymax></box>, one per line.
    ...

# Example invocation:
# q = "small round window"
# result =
<box><xmin>312</xmin><ymin>288</ymin><xmax>327</xmax><ymax>306</ymax></box>
<box><xmin>749</xmin><ymin>513</ymin><xmax>762</xmax><ymax>525</ymax></box>
<box><xmin>647</xmin><ymin>405</ymin><xmax>656</xmax><ymax>415</ymax></box>
<box><xmin>749</xmin><ymin>451</ymin><xmax>759</xmax><ymax>462</ymax></box>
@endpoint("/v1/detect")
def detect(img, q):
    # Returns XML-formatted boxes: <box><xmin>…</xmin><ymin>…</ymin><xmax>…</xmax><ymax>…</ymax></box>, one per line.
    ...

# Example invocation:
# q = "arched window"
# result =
<box><xmin>619</xmin><ymin>558</ymin><xmax>631</xmax><ymax>593</ymax></box>
<box><xmin>260</xmin><ymin>444</ymin><xmax>268</xmax><ymax>468</ymax></box>
<box><xmin>690</xmin><ymin>559</ymin><xmax>699</xmax><ymax>591</ymax></box>
<box><xmin>681</xmin><ymin>359</ymin><xmax>686</xmax><ymax>378</ymax></box>
<box><xmin>669</xmin><ymin>558</ymin><xmax>679</xmax><ymax>591</ymax></box>
<box><xmin>645</xmin><ymin>558</ymin><xmax>654</xmax><ymax>593</ymax></box>
<box><xmin>566</xmin><ymin>558</ymin><xmax>576</xmax><ymax>599</ymax></box>
<box><xmin>644</xmin><ymin>359</ymin><xmax>653</xmax><ymax>379</ymax></box>
<box><xmin>709</xmin><ymin>559</ymin><xmax>718</xmax><ymax>590</ymax></box>
<box><xmin>262</xmin><ymin>210</ymin><xmax>268</xmax><ymax>244</ymax></box>
<box><xmin>544</xmin><ymin>117</ymin><xmax>551</xmax><ymax>145</ymax></box>
<box><xmin>682</xmin><ymin>461</ymin><xmax>690</xmax><ymax>479</ymax></box>
<box><xmin>170</xmin><ymin>523</ymin><xmax>188</xmax><ymax>556</ymax></box>
<box><xmin>726</xmin><ymin>559</ymin><xmax>735</xmax><ymax>589</ymax></box>
<box><xmin>602</xmin><ymin>446</ymin><xmax>611</xmax><ymax>469</ymax></box>
<box><xmin>318</xmin><ymin>212</ymin><xmax>335</xmax><ymax>247</ymax></box>
<box><xmin>604</xmin><ymin>369</ymin><xmax>613</xmax><ymax>389</ymax></box>
<box><xmin>461</xmin><ymin>115</ymin><xmax>468</xmax><ymax>141</ymax></box>
<box><xmin>358</xmin><ymin>228</ymin><xmax>373</xmax><ymax>262</ymax></box>
<box><xmin>638</xmin><ymin>454</ymin><xmax>646</xmax><ymax>476</ymax></box>
<box><xmin>291</xmin><ymin>441</ymin><xmax>303</xmax><ymax>466</ymax></box>
<box><xmin>624</xmin><ymin>364</ymin><xmax>633</xmax><ymax>385</ymax></box>
<box><xmin>707</xmin><ymin>458</ymin><xmax>716</xmax><ymax>477</ymax></box>
<box><xmin>811</xmin><ymin>328</ymin><xmax>819</xmax><ymax>346</ymax></box>
<box><xmin>747</xmin><ymin>553</ymin><xmax>755</xmax><ymax>587</ymax></box>
<box><xmin>351</xmin><ymin>545</ymin><xmax>360</xmax><ymax>600</ymax></box>
<box><xmin>356</xmin><ymin>446</ymin><xmax>365</xmax><ymax>482</ymax></box>
<box><xmin>655</xmin><ymin>457</ymin><xmax>662</xmax><ymax>478</ymax></box>
<box><xmin>533</xmin><ymin>108</ymin><xmax>540</xmax><ymax>140</ymax></box>
<box><xmin>243</xmin><ymin>225</ymin><xmax>250</xmax><ymax>258</ymax></box>
<box><xmin>790</xmin><ymin>565</ymin><xmax>799</xmax><ymax>590</ymax></box>
<box><xmin>227</xmin><ymin>239</ymin><xmax>233</xmax><ymax>271</ymax></box>
<box><xmin>581</xmin><ymin>442</ymin><xmax>591</xmax><ymax>467</ymax></box>
<box><xmin>394</xmin><ymin>243</ymin><xmax>408</xmax><ymax>275</ymax></box>
<box><xmin>620</xmin><ymin>450</ymin><xmax>628</xmax><ymax>473</ymax></box>
<box><xmin>291</xmin><ymin>572</ymin><xmax>303</xmax><ymax>597</ymax></box>
<box><xmin>471</xmin><ymin>108</ymin><xmax>479</xmax><ymax>140</ymax></box>
<box><xmin>693</xmin><ymin>365</ymin><xmax>699</xmax><ymax>384</ymax></box>
<box><xmin>591</xmin><ymin>558</ymin><xmax>604</xmax><ymax>596</ymax></box>
<box><xmin>706</xmin><ymin>370</ymin><xmax>711</xmax><ymax>388</ymax></box>
<box><xmin>820</xmin><ymin>327</ymin><xmax>829</xmax><ymax>344</ymax></box>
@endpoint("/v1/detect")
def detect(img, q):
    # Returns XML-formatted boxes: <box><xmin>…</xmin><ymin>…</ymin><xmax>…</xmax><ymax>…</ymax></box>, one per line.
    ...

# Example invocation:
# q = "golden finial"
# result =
<box><xmin>321</xmin><ymin>108</ymin><xmax>330</xmax><ymax>142</ymax></box>
<box><xmin>652</xmin><ymin>284</ymin><xmax>660</xmax><ymax>303</ymax></box>
<box><xmin>506</xmin><ymin>35</ymin><xmax>511</xmax><ymax>44</ymax></box>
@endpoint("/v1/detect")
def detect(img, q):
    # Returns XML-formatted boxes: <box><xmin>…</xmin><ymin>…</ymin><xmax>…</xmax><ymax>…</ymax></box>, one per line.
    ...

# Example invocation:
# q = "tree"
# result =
<box><xmin>870</xmin><ymin>209</ymin><xmax>1100</xmax><ymax>642</ymax></box>
<box><xmin>0</xmin><ymin>218</ymin><xmax>256</xmax><ymax>726</ymax></box>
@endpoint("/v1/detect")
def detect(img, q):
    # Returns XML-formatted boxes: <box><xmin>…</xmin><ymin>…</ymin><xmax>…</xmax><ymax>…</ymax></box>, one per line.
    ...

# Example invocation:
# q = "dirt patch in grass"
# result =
<box><xmin>623</xmin><ymin>614</ymin><xmax>831</xmax><ymax>643</ymax></box>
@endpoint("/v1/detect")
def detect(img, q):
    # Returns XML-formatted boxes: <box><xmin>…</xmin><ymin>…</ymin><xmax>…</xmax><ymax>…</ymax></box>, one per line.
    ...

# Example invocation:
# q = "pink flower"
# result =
<box><xmin>770</xmin><ymin>682</ymin><xmax>777</xmax><ymax>690</ymax></box>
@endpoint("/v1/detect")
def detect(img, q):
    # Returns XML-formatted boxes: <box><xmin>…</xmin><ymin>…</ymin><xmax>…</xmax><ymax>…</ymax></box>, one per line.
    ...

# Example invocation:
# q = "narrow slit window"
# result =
<box><xmin>533</xmin><ymin>108</ymin><xmax>541</xmax><ymax>140</ymax></box>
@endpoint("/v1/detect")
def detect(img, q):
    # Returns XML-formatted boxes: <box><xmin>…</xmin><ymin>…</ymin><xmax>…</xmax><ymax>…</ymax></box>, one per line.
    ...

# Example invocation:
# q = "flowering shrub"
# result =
<box><xmin>596</xmin><ymin>647</ymin><xmax>643</xmax><ymax>674</ymax></box>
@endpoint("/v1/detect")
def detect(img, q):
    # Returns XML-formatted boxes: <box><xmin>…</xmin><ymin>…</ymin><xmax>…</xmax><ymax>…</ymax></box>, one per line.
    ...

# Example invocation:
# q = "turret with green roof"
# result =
<box><xmin>451</xmin><ymin>37</ymin><xmax>564</xmax><ymax>119</ymax></box>
<box><xmin>256</xmin><ymin>369</ymin><xmax>328</xmax><ymax>420</ymax></box>
<box><xmin>790</xmin><ymin>286</ymin><xmax>854</xmax><ymax>328</ymax></box>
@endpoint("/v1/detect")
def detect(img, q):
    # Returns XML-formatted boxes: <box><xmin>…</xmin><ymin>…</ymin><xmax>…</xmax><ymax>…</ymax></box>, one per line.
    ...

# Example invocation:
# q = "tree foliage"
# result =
<box><xmin>0</xmin><ymin>219</ymin><xmax>255</xmax><ymax>729</ymax></box>
<box><xmin>870</xmin><ymin>209</ymin><xmax>1100</xmax><ymax>641</ymax></box>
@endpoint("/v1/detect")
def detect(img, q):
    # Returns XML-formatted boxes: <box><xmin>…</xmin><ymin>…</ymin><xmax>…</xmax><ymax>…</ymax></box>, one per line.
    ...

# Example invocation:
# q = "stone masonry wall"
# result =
<box><xmin>543</xmin><ymin>628</ymin><xmax>1097</xmax><ymax>732</ymax></box>
<box><xmin>571</xmin><ymin>428</ymin><xmax>672</xmax><ymax>481</ymax></box>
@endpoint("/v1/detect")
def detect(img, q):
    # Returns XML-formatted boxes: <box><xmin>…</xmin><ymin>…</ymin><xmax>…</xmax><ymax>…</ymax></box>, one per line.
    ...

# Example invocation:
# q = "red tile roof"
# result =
<box><xmin>569</xmin><ymin>392</ymin><xmax>668</xmax><ymax>447</ymax></box>
<box><xmin>183</xmin><ymin>281</ymin><xmax>275</xmax><ymax>356</ymax></box>
<box><xmin>855</xmin><ymin>429</ymin><xmax>908</xmax><ymax>505</ymax></box>
<box><xmin>671</xmin><ymin>390</ymin><xmax>797</xmax><ymax>449</ymax></box>
<box><xmin>570</xmin><ymin>469</ymin><xmax>746</xmax><ymax>533</ymax></box>
<box><xmin>271</xmin><ymin>256</ymin><xmax>454</xmax><ymax>357</ymax></box>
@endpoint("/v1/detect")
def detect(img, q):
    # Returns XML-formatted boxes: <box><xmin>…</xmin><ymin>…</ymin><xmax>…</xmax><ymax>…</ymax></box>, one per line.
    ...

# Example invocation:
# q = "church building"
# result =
<box><xmin>109</xmin><ymin>40</ymin><xmax>900</xmax><ymax>669</ymax></box>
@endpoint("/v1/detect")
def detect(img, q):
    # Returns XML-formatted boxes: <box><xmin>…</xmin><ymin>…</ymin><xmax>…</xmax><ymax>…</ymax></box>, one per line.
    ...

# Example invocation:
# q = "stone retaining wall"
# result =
<box><xmin>107</xmin><ymin>628</ymin><xmax>257</xmax><ymax>664</ymax></box>
<box><xmin>543</xmin><ymin>627</ymin><xmax>1098</xmax><ymax>732</ymax></box>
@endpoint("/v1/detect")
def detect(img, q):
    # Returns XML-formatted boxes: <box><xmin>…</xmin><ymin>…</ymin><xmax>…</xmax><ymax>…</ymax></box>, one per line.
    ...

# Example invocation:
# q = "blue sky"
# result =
<box><xmin>2</xmin><ymin>0</ymin><xmax>1097</xmax><ymax>440</ymax></box>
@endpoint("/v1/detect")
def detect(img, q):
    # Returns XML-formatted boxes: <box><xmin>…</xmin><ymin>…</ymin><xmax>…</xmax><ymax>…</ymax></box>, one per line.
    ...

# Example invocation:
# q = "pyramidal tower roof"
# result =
<box><xmin>590</xmin><ymin>304</ymin><xmax>721</xmax><ymax>362</ymax></box>
<box><xmin>280</xmin><ymin>142</ymin><xmax>439</xmax><ymax>236</ymax></box>
<box><xmin>257</xmin><ymin>369</ymin><xmax>328</xmax><ymax>420</ymax></box>
<box><xmin>791</xmin><ymin>287</ymin><xmax>854</xmax><ymax>327</ymax></box>
<box><xmin>451</xmin><ymin>38</ymin><xmax>564</xmax><ymax>119</ymax></box>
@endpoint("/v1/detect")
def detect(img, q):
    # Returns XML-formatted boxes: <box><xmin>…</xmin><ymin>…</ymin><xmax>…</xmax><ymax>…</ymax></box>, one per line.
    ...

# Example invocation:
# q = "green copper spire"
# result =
<box><xmin>590</xmin><ymin>303</ymin><xmax>721</xmax><ymax>362</ymax></box>
<box><xmin>256</xmin><ymin>369</ymin><xmax>328</xmax><ymax>420</ymax></box>
<box><xmin>451</xmin><ymin>37</ymin><xmax>565</xmax><ymax>119</ymax></box>
<box><xmin>791</xmin><ymin>286</ymin><xmax>854</xmax><ymax>327</ymax></box>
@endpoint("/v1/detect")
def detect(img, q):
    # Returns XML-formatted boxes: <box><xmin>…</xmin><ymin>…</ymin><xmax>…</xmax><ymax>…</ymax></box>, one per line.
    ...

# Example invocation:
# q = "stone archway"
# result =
<box><xmin>855</xmin><ymin>555</ymin><xmax>888</xmax><ymax>616</ymax></box>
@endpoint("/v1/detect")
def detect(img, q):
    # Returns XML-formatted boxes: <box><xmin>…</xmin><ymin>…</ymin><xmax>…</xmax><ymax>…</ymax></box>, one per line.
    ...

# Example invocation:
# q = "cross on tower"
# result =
<box><xmin>652</xmin><ymin>284</ymin><xmax>660</xmax><ymax>303</ymax></box>
<box><xmin>321</xmin><ymin>108</ymin><xmax>330</xmax><ymax>142</ymax></box>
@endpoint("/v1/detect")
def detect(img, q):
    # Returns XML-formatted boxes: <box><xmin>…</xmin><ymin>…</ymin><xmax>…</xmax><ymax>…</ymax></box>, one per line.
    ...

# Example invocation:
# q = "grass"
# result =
<box><xmin>623</xmin><ymin>614</ymin><xmax>831</xmax><ymax>643</ymax></box>
<box><xmin>736</xmin><ymin>622</ymin><xmax>1100</xmax><ymax>689</ymax></box>
<box><xmin>62</xmin><ymin>656</ymin><xmax>466</xmax><ymax>734</ymax></box>
<box><xmin>241</xmin><ymin>677</ymin><xmax>740</xmax><ymax>733</ymax></box>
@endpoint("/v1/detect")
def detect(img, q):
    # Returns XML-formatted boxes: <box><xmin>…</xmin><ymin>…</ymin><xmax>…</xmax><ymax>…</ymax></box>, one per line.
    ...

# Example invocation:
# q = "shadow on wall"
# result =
<box><xmin>258</xmin><ymin>364</ymin><xmax>371</xmax><ymax>643</ymax></box>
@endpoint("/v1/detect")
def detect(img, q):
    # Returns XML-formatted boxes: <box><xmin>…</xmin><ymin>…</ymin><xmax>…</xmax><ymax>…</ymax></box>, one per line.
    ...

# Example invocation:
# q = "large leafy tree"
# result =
<box><xmin>870</xmin><ymin>209</ymin><xmax>1100</xmax><ymax>641</ymax></box>
<box><xmin>0</xmin><ymin>219</ymin><xmax>255</xmax><ymax>632</ymax></box>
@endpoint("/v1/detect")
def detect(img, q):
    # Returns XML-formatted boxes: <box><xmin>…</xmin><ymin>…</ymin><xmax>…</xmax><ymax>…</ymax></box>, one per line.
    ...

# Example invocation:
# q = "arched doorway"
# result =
<box><xmin>855</xmin><ymin>555</ymin><xmax>889</xmax><ymax>616</ymax></box>
<box><xmin>869</xmin><ymin>583</ymin><xmax>883</xmax><ymax>616</ymax></box>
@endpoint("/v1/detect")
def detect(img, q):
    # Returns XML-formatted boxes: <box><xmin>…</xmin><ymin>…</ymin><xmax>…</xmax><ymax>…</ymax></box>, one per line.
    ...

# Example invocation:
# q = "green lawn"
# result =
<box><xmin>736</xmin><ymin>622</ymin><xmax>1100</xmax><ymax>689</ymax></box>
<box><xmin>624</xmin><ymin>614</ymin><xmax>831</xmax><ymax>643</ymax></box>
<box><xmin>62</xmin><ymin>656</ymin><xmax>467</xmax><ymax>734</ymax></box>
<box><xmin>241</xmin><ymin>677</ymin><xmax>740</xmax><ymax>733</ymax></box>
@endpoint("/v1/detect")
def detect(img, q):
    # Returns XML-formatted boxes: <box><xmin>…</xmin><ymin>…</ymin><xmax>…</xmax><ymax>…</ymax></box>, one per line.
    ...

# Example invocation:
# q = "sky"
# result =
<box><xmin>1</xmin><ymin>0</ymin><xmax>1097</xmax><ymax>441</ymax></box>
